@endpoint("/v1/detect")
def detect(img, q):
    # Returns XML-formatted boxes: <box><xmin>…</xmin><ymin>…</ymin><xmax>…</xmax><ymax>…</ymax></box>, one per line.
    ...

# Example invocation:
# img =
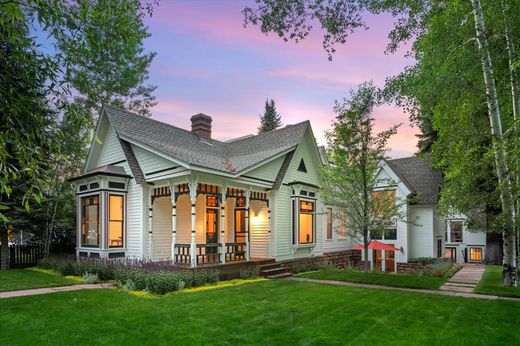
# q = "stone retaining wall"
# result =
<box><xmin>279</xmin><ymin>250</ymin><xmax>362</xmax><ymax>273</ymax></box>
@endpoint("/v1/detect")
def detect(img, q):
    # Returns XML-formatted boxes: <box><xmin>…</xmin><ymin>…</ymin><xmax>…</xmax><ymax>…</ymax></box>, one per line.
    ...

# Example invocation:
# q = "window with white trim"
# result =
<box><xmin>292</xmin><ymin>197</ymin><xmax>315</xmax><ymax>245</ymax></box>
<box><xmin>81</xmin><ymin>195</ymin><xmax>100</xmax><ymax>247</ymax></box>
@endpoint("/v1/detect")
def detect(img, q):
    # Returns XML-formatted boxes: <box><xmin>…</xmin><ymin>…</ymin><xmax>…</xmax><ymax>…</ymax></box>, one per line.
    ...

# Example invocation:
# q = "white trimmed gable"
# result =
<box><xmin>282</xmin><ymin>127</ymin><xmax>322</xmax><ymax>187</ymax></box>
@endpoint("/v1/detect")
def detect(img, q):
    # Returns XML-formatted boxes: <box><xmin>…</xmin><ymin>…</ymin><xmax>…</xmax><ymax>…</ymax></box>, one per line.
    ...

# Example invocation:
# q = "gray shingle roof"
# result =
<box><xmin>103</xmin><ymin>105</ymin><xmax>309</xmax><ymax>174</ymax></box>
<box><xmin>386</xmin><ymin>156</ymin><xmax>443</xmax><ymax>205</ymax></box>
<box><xmin>118</xmin><ymin>139</ymin><xmax>146</xmax><ymax>184</ymax></box>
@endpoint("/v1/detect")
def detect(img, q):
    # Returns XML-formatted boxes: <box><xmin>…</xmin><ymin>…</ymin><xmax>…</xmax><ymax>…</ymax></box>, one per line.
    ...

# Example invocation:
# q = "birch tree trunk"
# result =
<box><xmin>471</xmin><ymin>0</ymin><xmax>517</xmax><ymax>286</ymax></box>
<box><xmin>501</xmin><ymin>0</ymin><xmax>520</xmax><ymax>274</ymax></box>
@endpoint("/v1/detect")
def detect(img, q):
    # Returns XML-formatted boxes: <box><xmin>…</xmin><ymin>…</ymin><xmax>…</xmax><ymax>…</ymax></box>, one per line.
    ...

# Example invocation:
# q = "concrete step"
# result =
<box><xmin>443</xmin><ymin>282</ymin><xmax>476</xmax><ymax>288</ymax></box>
<box><xmin>258</xmin><ymin>262</ymin><xmax>284</xmax><ymax>271</ymax></box>
<box><xmin>261</xmin><ymin>267</ymin><xmax>287</xmax><ymax>275</ymax></box>
<box><xmin>439</xmin><ymin>285</ymin><xmax>474</xmax><ymax>293</ymax></box>
<box><xmin>266</xmin><ymin>272</ymin><xmax>293</xmax><ymax>279</ymax></box>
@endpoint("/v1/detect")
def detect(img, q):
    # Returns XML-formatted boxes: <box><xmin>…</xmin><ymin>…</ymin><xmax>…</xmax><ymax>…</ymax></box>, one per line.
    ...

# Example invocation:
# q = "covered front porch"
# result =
<box><xmin>148</xmin><ymin>181</ymin><xmax>271</xmax><ymax>267</ymax></box>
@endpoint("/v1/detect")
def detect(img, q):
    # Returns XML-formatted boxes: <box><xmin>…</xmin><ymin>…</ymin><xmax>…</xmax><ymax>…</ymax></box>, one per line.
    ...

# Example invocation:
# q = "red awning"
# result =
<box><xmin>353</xmin><ymin>240</ymin><xmax>400</xmax><ymax>251</ymax></box>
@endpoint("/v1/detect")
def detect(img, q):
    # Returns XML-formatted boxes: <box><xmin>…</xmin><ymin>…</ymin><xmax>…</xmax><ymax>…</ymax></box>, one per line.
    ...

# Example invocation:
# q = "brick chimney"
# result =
<box><xmin>190</xmin><ymin>113</ymin><xmax>212</xmax><ymax>140</ymax></box>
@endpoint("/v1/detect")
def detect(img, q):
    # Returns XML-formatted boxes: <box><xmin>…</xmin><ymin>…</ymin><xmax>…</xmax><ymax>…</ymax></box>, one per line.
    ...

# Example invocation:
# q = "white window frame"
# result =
<box><xmin>79</xmin><ymin>192</ymin><xmax>101</xmax><ymax>249</ymax></box>
<box><xmin>446</xmin><ymin>219</ymin><xmax>464</xmax><ymax>244</ymax></box>
<box><xmin>292</xmin><ymin>197</ymin><xmax>316</xmax><ymax>247</ymax></box>
<box><xmin>107</xmin><ymin>192</ymin><xmax>126</xmax><ymax>249</ymax></box>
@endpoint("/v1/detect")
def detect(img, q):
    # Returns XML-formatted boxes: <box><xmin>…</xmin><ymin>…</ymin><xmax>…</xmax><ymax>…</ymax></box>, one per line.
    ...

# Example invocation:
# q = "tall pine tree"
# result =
<box><xmin>258</xmin><ymin>99</ymin><xmax>282</xmax><ymax>134</ymax></box>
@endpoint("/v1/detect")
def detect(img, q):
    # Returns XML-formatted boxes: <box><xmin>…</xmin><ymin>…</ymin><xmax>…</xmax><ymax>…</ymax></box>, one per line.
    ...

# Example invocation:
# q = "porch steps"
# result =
<box><xmin>258</xmin><ymin>262</ymin><xmax>293</xmax><ymax>279</ymax></box>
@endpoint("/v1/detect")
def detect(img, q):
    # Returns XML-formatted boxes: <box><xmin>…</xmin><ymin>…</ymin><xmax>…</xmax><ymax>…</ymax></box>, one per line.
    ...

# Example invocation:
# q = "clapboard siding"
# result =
<box><xmin>126</xmin><ymin>175</ymin><xmax>143</xmax><ymax>258</ymax></box>
<box><xmin>176</xmin><ymin>195</ymin><xmax>191</xmax><ymax>244</ymax></box>
<box><xmin>321</xmin><ymin>206</ymin><xmax>353</xmax><ymax>253</ymax></box>
<box><xmin>96</xmin><ymin>127</ymin><xmax>125</xmax><ymax>167</ymax></box>
<box><xmin>243</xmin><ymin>155</ymin><xmax>285</xmax><ymax>182</ymax></box>
<box><xmin>152</xmin><ymin>197</ymin><xmax>172</xmax><ymax>260</ymax></box>
<box><xmin>410</xmin><ymin>207</ymin><xmax>434</xmax><ymax>258</ymax></box>
<box><xmin>132</xmin><ymin>145</ymin><xmax>176</xmax><ymax>175</ymax></box>
<box><xmin>273</xmin><ymin>129</ymin><xmax>325</xmax><ymax>261</ymax></box>
<box><xmin>250</xmin><ymin>200</ymin><xmax>269</xmax><ymax>258</ymax></box>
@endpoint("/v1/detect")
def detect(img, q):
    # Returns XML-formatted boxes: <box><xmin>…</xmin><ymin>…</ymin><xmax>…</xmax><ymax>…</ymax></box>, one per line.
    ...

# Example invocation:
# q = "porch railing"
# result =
<box><xmin>196</xmin><ymin>243</ymin><xmax>221</xmax><ymax>265</ymax></box>
<box><xmin>174</xmin><ymin>244</ymin><xmax>191</xmax><ymax>265</ymax></box>
<box><xmin>225</xmin><ymin>242</ymin><xmax>246</xmax><ymax>262</ymax></box>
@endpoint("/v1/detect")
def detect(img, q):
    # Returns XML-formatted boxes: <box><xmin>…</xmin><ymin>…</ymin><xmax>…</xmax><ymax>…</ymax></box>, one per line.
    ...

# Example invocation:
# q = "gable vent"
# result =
<box><xmin>297</xmin><ymin>159</ymin><xmax>307</xmax><ymax>173</ymax></box>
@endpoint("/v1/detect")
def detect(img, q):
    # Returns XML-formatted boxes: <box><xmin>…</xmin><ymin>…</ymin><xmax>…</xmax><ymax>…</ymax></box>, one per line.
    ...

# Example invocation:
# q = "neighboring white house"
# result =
<box><xmin>70</xmin><ymin>105</ymin><xmax>352</xmax><ymax>266</ymax></box>
<box><xmin>367</xmin><ymin>157</ymin><xmax>487</xmax><ymax>271</ymax></box>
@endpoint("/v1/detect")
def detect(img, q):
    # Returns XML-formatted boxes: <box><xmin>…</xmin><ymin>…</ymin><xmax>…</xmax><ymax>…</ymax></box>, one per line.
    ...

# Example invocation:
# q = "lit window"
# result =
<box><xmin>81</xmin><ymin>195</ymin><xmax>99</xmax><ymax>247</ymax></box>
<box><xmin>298</xmin><ymin>200</ymin><xmax>314</xmax><ymax>244</ymax></box>
<box><xmin>206</xmin><ymin>195</ymin><xmax>218</xmax><ymax>207</ymax></box>
<box><xmin>470</xmin><ymin>247</ymin><xmax>483</xmax><ymax>262</ymax></box>
<box><xmin>326</xmin><ymin>208</ymin><xmax>333</xmax><ymax>240</ymax></box>
<box><xmin>109</xmin><ymin>195</ymin><xmax>124</xmax><ymax>248</ymax></box>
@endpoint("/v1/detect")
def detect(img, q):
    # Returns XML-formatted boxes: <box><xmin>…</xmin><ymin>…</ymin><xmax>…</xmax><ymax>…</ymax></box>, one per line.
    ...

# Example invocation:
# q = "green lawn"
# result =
<box><xmin>0</xmin><ymin>268</ymin><xmax>78</xmax><ymax>292</ymax></box>
<box><xmin>475</xmin><ymin>265</ymin><xmax>520</xmax><ymax>298</ymax></box>
<box><xmin>299</xmin><ymin>269</ymin><xmax>447</xmax><ymax>290</ymax></box>
<box><xmin>0</xmin><ymin>280</ymin><xmax>519</xmax><ymax>345</ymax></box>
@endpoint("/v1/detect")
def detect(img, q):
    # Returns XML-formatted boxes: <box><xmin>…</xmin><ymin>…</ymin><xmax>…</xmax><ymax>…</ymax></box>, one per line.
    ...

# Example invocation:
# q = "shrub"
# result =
<box><xmin>408</xmin><ymin>257</ymin><xmax>438</xmax><ymax>265</ymax></box>
<box><xmin>239</xmin><ymin>266</ymin><xmax>260</xmax><ymax>279</ymax></box>
<box><xmin>192</xmin><ymin>269</ymin><xmax>219</xmax><ymax>286</ymax></box>
<box><xmin>82</xmin><ymin>273</ymin><xmax>99</xmax><ymax>284</ymax></box>
<box><xmin>114</xmin><ymin>268</ymin><xmax>148</xmax><ymax>290</ymax></box>
<box><xmin>291</xmin><ymin>261</ymin><xmax>332</xmax><ymax>274</ymax></box>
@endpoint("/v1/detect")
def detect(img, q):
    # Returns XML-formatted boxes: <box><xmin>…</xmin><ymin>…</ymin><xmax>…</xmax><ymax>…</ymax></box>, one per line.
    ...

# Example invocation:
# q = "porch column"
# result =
<box><xmin>148</xmin><ymin>187</ymin><xmax>153</xmax><ymax>260</ymax></box>
<box><xmin>188</xmin><ymin>180</ymin><xmax>198</xmax><ymax>267</ymax></box>
<box><xmin>245</xmin><ymin>188</ymin><xmax>251</xmax><ymax>261</ymax></box>
<box><xmin>382</xmin><ymin>250</ymin><xmax>386</xmax><ymax>272</ymax></box>
<box><xmin>170</xmin><ymin>183</ymin><xmax>177</xmax><ymax>263</ymax></box>
<box><xmin>220</xmin><ymin>185</ymin><xmax>227</xmax><ymax>264</ymax></box>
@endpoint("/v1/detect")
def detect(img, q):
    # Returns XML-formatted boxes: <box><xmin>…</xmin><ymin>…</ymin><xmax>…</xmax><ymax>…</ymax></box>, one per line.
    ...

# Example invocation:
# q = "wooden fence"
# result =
<box><xmin>0</xmin><ymin>244</ymin><xmax>45</xmax><ymax>269</ymax></box>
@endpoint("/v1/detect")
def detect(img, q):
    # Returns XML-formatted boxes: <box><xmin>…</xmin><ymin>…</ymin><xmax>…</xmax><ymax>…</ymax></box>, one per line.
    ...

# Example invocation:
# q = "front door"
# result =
<box><xmin>385</xmin><ymin>250</ymin><xmax>395</xmax><ymax>273</ymax></box>
<box><xmin>373</xmin><ymin>249</ymin><xmax>395</xmax><ymax>272</ymax></box>
<box><xmin>373</xmin><ymin>250</ymin><xmax>382</xmax><ymax>271</ymax></box>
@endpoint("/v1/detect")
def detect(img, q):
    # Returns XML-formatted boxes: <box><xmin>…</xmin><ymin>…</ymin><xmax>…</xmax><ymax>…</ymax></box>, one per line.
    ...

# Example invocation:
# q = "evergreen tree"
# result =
<box><xmin>258</xmin><ymin>99</ymin><xmax>282</xmax><ymax>134</ymax></box>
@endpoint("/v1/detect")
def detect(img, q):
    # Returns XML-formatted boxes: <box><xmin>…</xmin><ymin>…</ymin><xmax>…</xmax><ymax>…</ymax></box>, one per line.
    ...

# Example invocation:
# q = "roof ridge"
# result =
<box><xmin>103</xmin><ymin>104</ymin><xmax>225</xmax><ymax>143</ymax></box>
<box><xmin>228</xmin><ymin>120</ymin><xmax>310</xmax><ymax>144</ymax></box>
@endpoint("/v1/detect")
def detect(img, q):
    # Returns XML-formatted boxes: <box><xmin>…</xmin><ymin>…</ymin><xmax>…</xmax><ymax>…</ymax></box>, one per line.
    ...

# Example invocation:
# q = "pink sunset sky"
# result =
<box><xmin>144</xmin><ymin>0</ymin><xmax>419</xmax><ymax>158</ymax></box>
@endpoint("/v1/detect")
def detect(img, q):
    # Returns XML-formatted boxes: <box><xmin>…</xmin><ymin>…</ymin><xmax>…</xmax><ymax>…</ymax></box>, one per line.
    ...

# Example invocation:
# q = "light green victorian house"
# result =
<box><xmin>70</xmin><ymin>105</ymin><xmax>353</xmax><ymax>267</ymax></box>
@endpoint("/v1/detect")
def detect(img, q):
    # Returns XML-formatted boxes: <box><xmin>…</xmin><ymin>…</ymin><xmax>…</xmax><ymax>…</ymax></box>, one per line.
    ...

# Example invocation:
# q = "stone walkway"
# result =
<box><xmin>288</xmin><ymin>276</ymin><xmax>520</xmax><ymax>302</ymax></box>
<box><xmin>0</xmin><ymin>283</ymin><xmax>112</xmax><ymax>299</ymax></box>
<box><xmin>439</xmin><ymin>263</ymin><xmax>485</xmax><ymax>293</ymax></box>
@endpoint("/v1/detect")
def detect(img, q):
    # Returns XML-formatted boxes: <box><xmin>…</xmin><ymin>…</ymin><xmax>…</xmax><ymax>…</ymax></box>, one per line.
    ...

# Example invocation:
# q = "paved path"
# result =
<box><xmin>288</xmin><ymin>276</ymin><xmax>520</xmax><ymax>302</ymax></box>
<box><xmin>0</xmin><ymin>283</ymin><xmax>112</xmax><ymax>299</ymax></box>
<box><xmin>439</xmin><ymin>263</ymin><xmax>485</xmax><ymax>293</ymax></box>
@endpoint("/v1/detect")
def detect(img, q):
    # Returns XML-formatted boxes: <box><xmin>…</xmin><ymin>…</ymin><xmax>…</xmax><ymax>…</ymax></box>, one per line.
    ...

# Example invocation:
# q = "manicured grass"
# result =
<box><xmin>0</xmin><ymin>268</ymin><xmax>78</xmax><ymax>292</ymax></box>
<box><xmin>0</xmin><ymin>280</ymin><xmax>519</xmax><ymax>345</ymax></box>
<box><xmin>475</xmin><ymin>265</ymin><xmax>520</xmax><ymax>298</ymax></box>
<box><xmin>299</xmin><ymin>269</ymin><xmax>448</xmax><ymax>290</ymax></box>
